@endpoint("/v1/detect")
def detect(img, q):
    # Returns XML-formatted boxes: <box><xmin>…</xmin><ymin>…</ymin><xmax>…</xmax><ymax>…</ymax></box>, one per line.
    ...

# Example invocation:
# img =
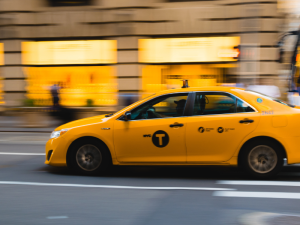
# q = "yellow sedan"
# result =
<box><xmin>45</xmin><ymin>86</ymin><xmax>300</xmax><ymax>178</ymax></box>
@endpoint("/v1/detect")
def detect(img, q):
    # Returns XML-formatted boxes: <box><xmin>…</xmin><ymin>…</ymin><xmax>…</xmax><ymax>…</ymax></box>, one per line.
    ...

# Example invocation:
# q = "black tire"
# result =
<box><xmin>67</xmin><ymin>138</ymin><xmax>111</xmax><ymax>175</ymax></box>
<box><xmin>239</xmin><ymin>139</ymin><xmax>284</xmax><ymax>179</ymax></box>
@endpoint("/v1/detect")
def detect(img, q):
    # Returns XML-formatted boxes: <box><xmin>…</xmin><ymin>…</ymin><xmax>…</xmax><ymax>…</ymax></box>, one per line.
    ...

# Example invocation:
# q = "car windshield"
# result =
<box><xmin>246</xmin><ymin>90</ymin><xmax>295</xmax><ymax>108</ymax></box>
<box><xmin>125</xmin><ymin>93</ymin><xmax>156</xmax><ymax>109</ymax></box>
<box><xmin>117</xmin><ymin>93</ymin><xmax>157</xmax><ymax>118</ymax></box>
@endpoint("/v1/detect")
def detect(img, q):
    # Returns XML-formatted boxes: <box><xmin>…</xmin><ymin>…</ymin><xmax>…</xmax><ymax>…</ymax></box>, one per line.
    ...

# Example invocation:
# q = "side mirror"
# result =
<box><xmin>124</xmin><ymin>111</ymin><xmax>131</xmax><ymax>121</ymax></box>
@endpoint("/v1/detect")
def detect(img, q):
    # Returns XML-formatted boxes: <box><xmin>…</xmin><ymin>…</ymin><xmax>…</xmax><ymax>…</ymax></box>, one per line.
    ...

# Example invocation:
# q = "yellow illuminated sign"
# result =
<box><xmin>22</xmin><ymin>40</ymin><xmax>117</xmax><ymax>65</ymax></box>
<box><xmin>139</xmin><ymin>37</ymin><xmax>240</xmax><ymax>63</ymax></box>
<box><xmin>0</xmin><ymin>43</ymin><xmax>3</xmax><ymax>65</ymax></box>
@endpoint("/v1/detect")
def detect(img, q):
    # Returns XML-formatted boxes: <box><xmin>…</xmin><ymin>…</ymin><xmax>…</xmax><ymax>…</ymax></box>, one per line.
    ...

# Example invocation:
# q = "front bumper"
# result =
<box><xmin>45</xmin><ymin>137</ymin><xmax>68</xmax><ymax>166</ymax></box>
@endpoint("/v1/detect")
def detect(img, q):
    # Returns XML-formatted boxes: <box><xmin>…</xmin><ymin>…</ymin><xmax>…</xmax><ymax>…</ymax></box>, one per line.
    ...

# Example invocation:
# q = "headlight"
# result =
<box><xmin>50</xmin><ymin>129</ymin><xmax>68</xmax><ymax>139</ymax></box>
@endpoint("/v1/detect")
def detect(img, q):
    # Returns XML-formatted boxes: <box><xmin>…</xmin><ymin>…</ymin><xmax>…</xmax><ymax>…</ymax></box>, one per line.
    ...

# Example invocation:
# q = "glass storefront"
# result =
<box><xmin>24</xmin><ymin>66</ymin><xmax>117</xmax><ymax>107</ymax></box>
<box><xmin>139</xmin><ymin>37</ymin><xmax>240</xmax><ymax>98</ymax></box>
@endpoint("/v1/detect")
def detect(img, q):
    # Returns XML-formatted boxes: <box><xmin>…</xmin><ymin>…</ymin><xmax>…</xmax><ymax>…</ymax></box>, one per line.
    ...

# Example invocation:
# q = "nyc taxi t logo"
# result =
<box><xmin>151</xmin><ymin>130</ymin><xmax>169</xmax><ymax>148</ymax></box>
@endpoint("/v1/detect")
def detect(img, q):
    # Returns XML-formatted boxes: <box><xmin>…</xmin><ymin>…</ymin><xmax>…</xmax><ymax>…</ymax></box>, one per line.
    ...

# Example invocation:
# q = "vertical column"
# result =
<box><xmin>115</xmin><ymin>36</ymin><xmax>146</xmax><ymax>107</ymax></box>
<box><xmin>238</xmin><ymin>2</ymin><xmax>280</xmax><ymax>87</ymax></box>
<box><xmin>0</xmin><ymin>0</ymin><xmax>42</xmax><ymax>107</ymax></box>
<box><xmin>2</xmin><ymin>40</ymin><xmax>26</xmax><ymax>107</ymax></box>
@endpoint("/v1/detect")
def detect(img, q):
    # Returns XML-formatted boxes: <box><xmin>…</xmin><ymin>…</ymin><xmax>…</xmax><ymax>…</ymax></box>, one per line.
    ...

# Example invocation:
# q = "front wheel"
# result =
<box><xmin>239</xmin><ymin>140</ymin><xmax>284</xmax><ymax>178</ymax></box>
<box><xmin>68</xmin><ymin>138</ymin><xmax>111</xmax><ymax>175</ymax></box>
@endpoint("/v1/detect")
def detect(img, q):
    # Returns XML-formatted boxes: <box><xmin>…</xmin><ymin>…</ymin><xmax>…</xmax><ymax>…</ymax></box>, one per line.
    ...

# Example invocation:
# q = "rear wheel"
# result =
<box><xmin>239</xmin><ymin>139</ymin><xmax>284</xmax><ymax>178</ymax></box>
<box><xmin>68</xmin><ymin>138</ymin><xmax>111</xmax><ymax>175</ymax></box>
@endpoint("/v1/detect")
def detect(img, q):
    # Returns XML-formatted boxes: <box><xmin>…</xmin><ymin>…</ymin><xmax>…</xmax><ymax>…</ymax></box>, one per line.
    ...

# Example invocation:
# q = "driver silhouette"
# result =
<box><xmin>174</xmin><ymin>99</ymin><xmax>186</xmax><ymax>116</ymax></box>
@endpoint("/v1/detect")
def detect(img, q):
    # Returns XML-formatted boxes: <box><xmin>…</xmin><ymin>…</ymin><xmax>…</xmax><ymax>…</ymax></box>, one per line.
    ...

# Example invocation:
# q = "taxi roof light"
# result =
<box><xmin>182</xmin><ymin>80</ymin><xmax>189</xmax><ymax>88</ymax></box>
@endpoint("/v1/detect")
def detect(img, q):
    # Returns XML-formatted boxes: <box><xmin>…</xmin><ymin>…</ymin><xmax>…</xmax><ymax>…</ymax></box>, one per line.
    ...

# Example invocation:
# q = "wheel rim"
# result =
<box><xmin>248</xmin><ymin>145</ymin><xmax>277</xmax><ymax>174</ymax></box>
<box><xmin>76</xmin><ymin>144</ymin><xmax>102</xmax><ymax>172</ymax></box>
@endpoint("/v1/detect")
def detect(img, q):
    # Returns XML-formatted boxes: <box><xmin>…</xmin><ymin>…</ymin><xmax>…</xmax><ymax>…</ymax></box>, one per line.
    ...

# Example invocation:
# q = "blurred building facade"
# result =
<box><xmin>0</xmin><ymin>0</ymin><xmax>282</xmax><ymax>107</ymax></box>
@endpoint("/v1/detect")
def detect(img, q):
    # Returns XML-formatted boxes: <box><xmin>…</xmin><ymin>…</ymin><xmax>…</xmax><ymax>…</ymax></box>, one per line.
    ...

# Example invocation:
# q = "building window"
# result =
<box><xmin>48</xmin><ymin>0</ymin><xmax>92</xmax><ymax>7</ymax></box>
<box><xmin>168</xmin><ymin>0</ymin><xmax>213</xmax><ymax>2</ymax></box>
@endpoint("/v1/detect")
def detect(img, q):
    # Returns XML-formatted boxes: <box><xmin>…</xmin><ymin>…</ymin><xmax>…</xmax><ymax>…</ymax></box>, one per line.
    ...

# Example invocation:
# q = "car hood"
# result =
<box><xmin>55</xmin><ymin>115</ymin><xmax>107</xmax><ymax>131</ymax></box>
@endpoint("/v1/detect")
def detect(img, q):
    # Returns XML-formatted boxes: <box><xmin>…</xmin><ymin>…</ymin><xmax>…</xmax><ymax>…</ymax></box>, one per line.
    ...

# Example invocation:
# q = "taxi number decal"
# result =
<box><xmin>262</xmin><ymin>110</ymin><xmax>274</xmax><ymax>115</ymax></box>
<box><xmin>152</xmin><ymin>130</ymin><xmax>169</xmax><ymax>148</ymax></box>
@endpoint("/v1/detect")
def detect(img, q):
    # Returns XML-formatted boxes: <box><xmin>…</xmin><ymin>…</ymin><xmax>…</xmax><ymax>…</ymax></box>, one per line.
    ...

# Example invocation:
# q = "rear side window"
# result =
<box><xmin>193</xmin><ymin>92</ymin><xmax>255</xmax><ymax>116</ymax></box>
<box><xmin>193</xmin><ymin>93</ymin><xmax>235</xmax><ymax>115</ymax></box>
<box><xmin>237</xmin><ymin>99</ymin><xmax>255</xmax><ymax>113</ymax></box>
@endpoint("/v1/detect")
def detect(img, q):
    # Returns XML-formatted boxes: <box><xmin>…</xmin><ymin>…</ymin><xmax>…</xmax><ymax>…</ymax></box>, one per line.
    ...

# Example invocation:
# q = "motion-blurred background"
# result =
<box><xmin>0</xmin><ymin>0</ymin><xmax>299</xmax><ymax>128</ymax></box>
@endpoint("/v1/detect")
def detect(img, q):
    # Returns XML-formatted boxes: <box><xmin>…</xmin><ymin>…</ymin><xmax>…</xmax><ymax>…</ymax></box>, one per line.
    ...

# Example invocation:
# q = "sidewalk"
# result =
<box><xmin>0</xmin><ymin>127</ymin><xmax>54</xmax><ymax>133</ymax></box>
<box><xmin>0</xmin><ymin>132</ymin><xmax>50</xmax><ymax>144</ymax></box>
<box><xmin>0</xmin><ymin>108</ymin><xmax>117</xmax><ymax>133</ymax></box>
<box><xmin>0</xmin><ymin>116</ymin><xmax>57</xmax><ymax>133</ymax></box>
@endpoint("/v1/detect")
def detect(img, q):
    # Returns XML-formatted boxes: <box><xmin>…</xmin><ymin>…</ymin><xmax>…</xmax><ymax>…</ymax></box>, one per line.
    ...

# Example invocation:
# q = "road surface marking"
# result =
<box><xmin>239</xmin><ymin>212</ymin><xmax>278</xmax><ymax>225</ymax></box>
<box><xmin>0</xmin><ymin>181</ymin><xmax>235</xmax><ymax>191</ymax></box>
<box><xmin>47</xmin><ymin>216</ymin><xmax>68</xmax><ymax>219</ymax></box>
<box><xmin>217</xmin><ymin>180</ymin><xmax>300</xmax><ymax>187</ymax></box>
<box><xmin>239</xmin><ymin>212</ymin><xmax>300</xmax><ymax>225</ymax></box>
<box><xmin>0</xmin><ymin>152</ymin><xmax>45</xmax><ymax>156</ymax></box>
<box><xmin>214</xmin><ymin>191</ymin><xmax>300</xmax><ymax>199</ymax></box>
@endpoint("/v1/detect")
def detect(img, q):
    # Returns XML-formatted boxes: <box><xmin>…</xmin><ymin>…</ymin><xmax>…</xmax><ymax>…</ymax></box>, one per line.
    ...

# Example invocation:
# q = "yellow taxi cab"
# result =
<box><xmin>45</xmin><ymin>82</ymin><xmax>300</xmax><ymax>178</ymax></box>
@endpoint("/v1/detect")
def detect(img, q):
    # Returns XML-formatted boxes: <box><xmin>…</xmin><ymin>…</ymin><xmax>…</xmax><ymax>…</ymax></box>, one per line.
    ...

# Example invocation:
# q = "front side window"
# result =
<box><xmin>130</xmin><ymin>93</ymin><xmax>189</xmax><ymax>120</ymax></box>
<box><xmin>193</xmin><ymin>92</ymin><xmax>255</xmax><ymax>116</ymax></box>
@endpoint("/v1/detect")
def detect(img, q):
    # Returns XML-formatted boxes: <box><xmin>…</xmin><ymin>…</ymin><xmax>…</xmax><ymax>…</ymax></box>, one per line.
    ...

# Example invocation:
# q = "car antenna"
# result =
<box><xmin>182</xmin><ymin>79</ymin><xmax>189</xmax><ymax>88</ymax></box>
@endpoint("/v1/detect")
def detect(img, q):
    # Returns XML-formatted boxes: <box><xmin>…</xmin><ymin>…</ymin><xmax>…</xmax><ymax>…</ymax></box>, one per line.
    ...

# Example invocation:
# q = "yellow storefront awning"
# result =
<box><xmin>139</xmin><ymin>37</ymin><xmax>240</xmax><ymax>63</ymax></box>
<box><xmin>22</xmin><ymin>40</ymin><xmax>117</xmax><ymax>65</ymax></box>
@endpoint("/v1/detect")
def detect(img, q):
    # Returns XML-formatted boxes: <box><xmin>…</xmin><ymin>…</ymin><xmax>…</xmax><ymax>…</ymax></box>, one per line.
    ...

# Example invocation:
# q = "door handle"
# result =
<box><xmin>239</xmin><ymin>119</ymin><xmax>254</xmax><ymax>124</ymax></box>
<box><xmin>170</xmin><ymin>123</ymin><xmax>184</xmax><ymax>128</ymax></box>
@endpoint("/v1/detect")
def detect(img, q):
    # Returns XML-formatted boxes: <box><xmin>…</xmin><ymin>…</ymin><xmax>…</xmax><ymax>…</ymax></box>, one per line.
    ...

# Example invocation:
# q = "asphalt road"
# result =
<box><xmin>1</xmin><ymin>132</ymin><xmax>300</xmax><ymax>225</ymax></box>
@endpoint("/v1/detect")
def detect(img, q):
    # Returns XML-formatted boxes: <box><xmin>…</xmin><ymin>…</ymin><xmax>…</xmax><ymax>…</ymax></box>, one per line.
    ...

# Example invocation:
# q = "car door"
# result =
<box><xmin>114</xmin><ymin>92</ymin><xmax>192</xmax><ymax>163</ymax></box>
<box><xmin>185</xmin><ymin>92</ymin><xmax>261</xmax><ymax>163</ymax></box>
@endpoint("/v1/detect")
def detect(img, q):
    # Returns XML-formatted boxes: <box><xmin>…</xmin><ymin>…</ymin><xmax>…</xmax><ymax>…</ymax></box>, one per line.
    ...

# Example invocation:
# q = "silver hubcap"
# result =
<box><xmin>76</xmin><ymin>144</ymin><xmax>102</xmax><ymax>171</ymax></box>
<box><xmin>248</xmin><ymin>145</ymin><xmax>277</xmax><ymax>174</ymax></box>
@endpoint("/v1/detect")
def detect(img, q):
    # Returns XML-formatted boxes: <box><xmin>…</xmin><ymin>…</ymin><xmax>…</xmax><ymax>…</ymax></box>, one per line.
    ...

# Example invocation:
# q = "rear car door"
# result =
<box><xmin>185</xmin><ymin>92</ymin><xmax>261</xmax><ymax>163</ymax></box>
